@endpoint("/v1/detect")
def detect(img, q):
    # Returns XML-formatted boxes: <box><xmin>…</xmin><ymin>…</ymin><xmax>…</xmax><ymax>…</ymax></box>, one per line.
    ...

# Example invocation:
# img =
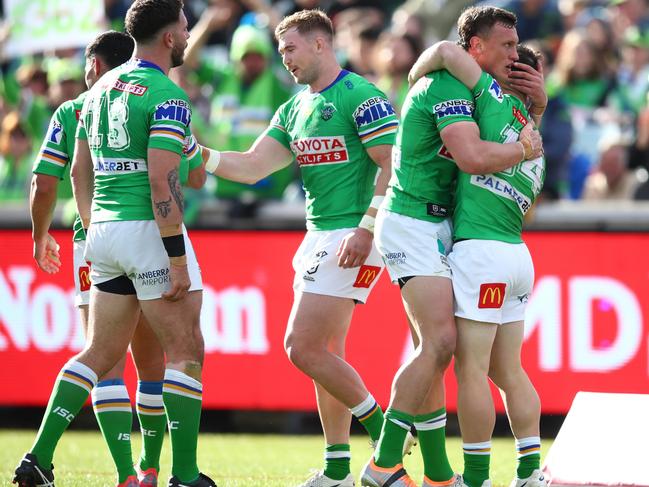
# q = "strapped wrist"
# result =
<box><xmin>162</xmin><ymin>233</ymin><xmax>185</xmax><ymax>257</ymax></box>
<box><xmin>358</xmin><ymin>214</ymin><xmax>376</xmax><ymax>234</ymax></box>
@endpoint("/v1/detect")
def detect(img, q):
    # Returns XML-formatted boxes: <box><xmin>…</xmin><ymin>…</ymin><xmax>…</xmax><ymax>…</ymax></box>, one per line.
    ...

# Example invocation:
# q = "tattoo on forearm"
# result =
<box><xmin>168</xmin><ymin>169</ymin><xmax>184</xmax><ymax>213</ymax></box>
<box><xmin>155</xmin><ymin>197</ymin><xmax>172</xmax><ymax>218</ymax></box>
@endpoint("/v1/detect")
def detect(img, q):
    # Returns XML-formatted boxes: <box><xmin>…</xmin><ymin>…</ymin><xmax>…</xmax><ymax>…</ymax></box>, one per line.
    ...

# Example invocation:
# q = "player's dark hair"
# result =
<box><xmin>275</xmin><ymin>9</ymin><xmax>334</xmax><ymax>42</ymax></box>
<box><xmin>125</xmin><ymin>0</ymin><xmax>183</xmax><ymax>43</ymax></box>
<box><xmin>457</xmin><ymin>6</ymin><xmax>517</xmax><ymax>50</ymax></box>
<box><xmin>85</xmin><ymin>31</ymin><xmax>134</xmax><ymax>69</ymax></box>
<box><xmin>514</xmin><ymin>44</ymin><xmax>541</xmax><ymax>72</ymax></box>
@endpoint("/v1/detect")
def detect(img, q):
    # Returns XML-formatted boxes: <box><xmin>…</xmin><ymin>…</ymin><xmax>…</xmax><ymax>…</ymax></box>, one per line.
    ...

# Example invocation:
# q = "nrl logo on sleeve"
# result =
<box><xmin>354</xmin><ymin>96</ymin><xmax>395</xmax><ymax>127</ymax></box>
<box><xmin>154</xmin><ymin>99</ymin><xmax>191</xmax><ymax>125</ymax></box>
<box><xmin>488</xmin><ymin>78</ymin><xmax>504</xmax><ymax>102</ymax></box>
<box><xmin>48</xmin><ymin>120</ymin><xmax>63</xmax><ymax>144</ymax></box>
<box><xmin>433</xmin><ymin>99</ymin><xmax>473</xmax><ymax>119</ymax></box>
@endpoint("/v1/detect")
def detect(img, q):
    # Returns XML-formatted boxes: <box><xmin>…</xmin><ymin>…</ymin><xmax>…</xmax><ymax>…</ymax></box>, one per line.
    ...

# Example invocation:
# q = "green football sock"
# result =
<box><xmin>515</xmin><ymin>436</ymin><xmax>541</xmax><ymax>479</ymax></box>
<box><xmin>374</xmin><ymin>408</ymin><xmax>414</xmax><ymax>468</ymax></box>
<box><xmin>350</xmin><ymin>394</ymin><xmax>384</xmax><ymax>442</ymax></box>
<box><xmin>463</xmin><ymin>441</ymin><xmax>491</xmax><ymax>487</ymax></box>
<box><xmin>92</xmin><ymin>379</ymin><xmax>136</xmax><ymax>482</ymax></box>
<box><xmin>136</xmin><ymin>381</ymin><xmax>166</xmax><ymax>471</ymax></box>
<box><xmin>415</xmin><ymin>408</ymin><xmax>455</xmax><ymax>482</ymax></box>
<box><xmin>323</xmin><ymin>444</ymin><xmax>351</xmax><ymax>480</ymax></box>
<box><xmin>31</xmin><ymin>360</ymin><xmax>98</xmax><ymax>467</ymax></box>
<box><xmin>163</xmin><ymin>369</ymin><xmax>202</xmax><ymax>483</ymax></box>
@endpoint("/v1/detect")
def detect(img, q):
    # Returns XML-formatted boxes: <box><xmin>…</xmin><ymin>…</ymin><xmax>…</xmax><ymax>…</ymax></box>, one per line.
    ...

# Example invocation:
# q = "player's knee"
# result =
<box><xmin>284</xmin><ymin>336</ymin><xmax>317</xmax><ymax>373</ymax></box>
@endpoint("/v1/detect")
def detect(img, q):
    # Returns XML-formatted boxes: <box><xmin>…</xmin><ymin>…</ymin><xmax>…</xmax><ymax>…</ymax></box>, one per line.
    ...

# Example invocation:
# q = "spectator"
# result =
<box><xmin>335</xmin><ymin>9</ymin><xmax>384</xmax><ymax>78</ymax></box>
<box><xmin>14</xmin><ymin>62</ymin><xmax>51</xmax><ymax>141</ymax></box>
<box><xmin>618</xmin><ymin>25</ymin><xmax>649</xmax><ymax>113</ymax></box>
<box><xmin>372</xmin><ymin>31</ymin><xmax>422</xmax><ymax>114</ymax></box>
<box><xmin>582</xmin><ymin>134</ymin><xmax>642</xmax><ymax>199</ymax></box>
<box><xmin>503</xmin><ymin>0</ymin><xmax>564</xmax><ymax>49</ymax></box>
<box><xmin>0</xmin><ymin>111</ymin><xmax>33</xmax><ymax>201</ymax></box>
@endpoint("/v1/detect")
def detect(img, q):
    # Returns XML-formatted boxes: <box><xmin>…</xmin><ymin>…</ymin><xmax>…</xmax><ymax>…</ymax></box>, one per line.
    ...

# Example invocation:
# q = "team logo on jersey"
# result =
<box><xmin>345</xmin><ymin>80</ymin><xmax>354</xmax><ymax>90</ymax></box>
<box><xmin>154</xmin><ymin>99</ymin><xmax>191</xmax><ymax>126</ymax></box>
<box><xmin>433</xmin><ymin>99</ymin><xmax>473</xmax><ymax>119</ymax></box>
<box><xmin>47</xmin><ymin>120</ymin><xmax>63</xmax><ymax>144</ymax></box>
<box><xmin>354</xmin><ymin>97</ymin><xmax>395</xmax><ymax>128</ymax></box>
<box><xmin>113</xmin><ymin>79</ymin><xmax>148</xmax><ymax>96</ymax></box>
<box><xmin>478</xmin><ymin>283</ymin><xmax>506</xmax><ymax>308</ymax></box>
<box><xmin>353</xmin><ymin>265</ymin><xmax>381</xmax><ymax>288</ymax></box>
<box><xmin>488</xmin><ymin>79</ymin><xmax>504</xmax><ymax>102</ymax></box>
<box><xmin>321</xmin><ymin>103</ymin><xmax>336</xmax><ymax>121</ymax></box>
<box><xmin>291</xmin><ymin>136</ymin><xmax>349</xmax><ymax>166</ymax></box>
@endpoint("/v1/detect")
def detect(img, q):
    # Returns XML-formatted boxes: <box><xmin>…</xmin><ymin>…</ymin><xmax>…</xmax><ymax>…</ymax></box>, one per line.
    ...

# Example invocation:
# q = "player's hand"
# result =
<box><xmin>519</xmin><ymin>122</ymin><xmax>543</xmax><ymax>159</ymax></box>
<box><xmin>33</xmin><ymin>233</ymin><xmax>61</xmax><ymax>274</ymax></box>
<box><xmin>408</xmin><ymin>60</ymin><xmax>428</xmax><ymax>88</ymax></box>
<box><xmin>509</xmin><ymin>59</ymin><xmax>547</xmax><ymax>114</ymax></box>
<box><xmin>336</xmin><ymin>228</ymin><xmax>373</xmax><ymax>268</ymax></box>
<box><xmin>163</xmin><ymin>262</ymin><xmax>191</xmax><ymax>301</ymax></box>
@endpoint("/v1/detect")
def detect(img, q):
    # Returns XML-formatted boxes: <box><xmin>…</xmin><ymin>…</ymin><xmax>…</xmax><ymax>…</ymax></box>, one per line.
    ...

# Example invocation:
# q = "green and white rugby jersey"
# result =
<box><xmin>77</xmin><ymin>58</ymin><xmax>201</xmax><ymax>223</ymax></box>
<box><xmin>33</xmin><ymin>92</ymin><xmax>87</xmax><ymax>241</ymax></box>
<box><xmin>453</xmin><ymin>72</ymin><xmax>545</xmax><ymax>244</ymax></box>
<box><xmin>384</xmin><ymin>70</ymin><xmax>474</xmax><ymax>223</ymax></box>
<box><xmin>266</xmin><ymin>70</ymin><xmax>397</xmax><ymax>231</ymax></box>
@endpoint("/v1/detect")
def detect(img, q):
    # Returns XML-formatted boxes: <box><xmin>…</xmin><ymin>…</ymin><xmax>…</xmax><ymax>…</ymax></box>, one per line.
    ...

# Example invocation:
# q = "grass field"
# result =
<box><xmin>1</xmin><ymin>430</ymin><xmax>551</xmax><ymax>486</ymax></box>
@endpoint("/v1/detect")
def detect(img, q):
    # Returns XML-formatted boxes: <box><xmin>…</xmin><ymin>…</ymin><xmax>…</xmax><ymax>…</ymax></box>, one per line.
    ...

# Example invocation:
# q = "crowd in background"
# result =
<box><xmin>0</xmin><ymin>0</ymin><xmax>648</xmax><ymax>225</ymax></box>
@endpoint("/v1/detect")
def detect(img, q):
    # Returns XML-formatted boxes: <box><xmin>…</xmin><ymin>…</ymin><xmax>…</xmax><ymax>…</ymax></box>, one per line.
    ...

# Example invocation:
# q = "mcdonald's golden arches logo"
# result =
<box><xmin>353</xmin><ymin>265</ymin><xmax>381</xmax><ymax>288</ymax></box>
<box><xmin>78</xmin><ymin>266</ymin><xmax>91</xmax><ymax>292</ymax></box>
<box><xmin>478</xmin><ymin>283</ymin><xmax>506</xmax><ymax>309</ymax></box>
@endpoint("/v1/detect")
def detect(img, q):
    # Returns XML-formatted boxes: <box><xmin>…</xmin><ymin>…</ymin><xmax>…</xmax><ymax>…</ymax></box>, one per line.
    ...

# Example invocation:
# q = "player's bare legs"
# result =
<box><xmin>488</xmin><ymin>321</ymin><xmax>540</xmax><ymax>439</ymax></box>
<box><xmin>285</xmin><ymin>292</ymin><xmax>367</xmax><ymax>407</ymax></box>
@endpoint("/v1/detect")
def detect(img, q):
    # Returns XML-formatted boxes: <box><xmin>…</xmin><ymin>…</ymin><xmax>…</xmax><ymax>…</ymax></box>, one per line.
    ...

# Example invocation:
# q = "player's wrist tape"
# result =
<box><xmin>162</xmin><ymin>234</ymin><xmax>186</xmax><ymax>257</ymax></box>
<box><xmin>518</xmin><ymin>138</ymin><xmax>533</xmax><ymax>160</ymax></box>
<box><xmin>530</xmin><ymin>104</ymin><xmax>546</xmax><ymax>116</ymax></box>
<box><xmin>358</xmin><ymin>214</ymin><xmax>376</xmax><ymax>234</ymax></box>
<box><xmin>370</xmin><ymin>195</ymin><xmax>384</xmax><ymax>210</ymax></box>
<box><xmin>205</xmin><ymin>148</ymin><xmax>221</xmax><ymax>173</ymax></box>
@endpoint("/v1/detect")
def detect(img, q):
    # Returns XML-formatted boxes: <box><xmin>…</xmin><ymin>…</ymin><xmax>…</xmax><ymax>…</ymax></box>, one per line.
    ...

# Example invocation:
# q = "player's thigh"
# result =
<box><xmin>86</xmin><ymin>286</ymin><xmax>140</xmax><ymax>361</ymax></box>
<box><xmin>139</xmin><ymin>289</ymin><xmax>203</xmax><ymax>356</ymax></box>
<box><xmin>489</xmin><ymin>320</ymin><xmax>525</xmax><ymax>381</ymax></box>
<box><xmin>286</xmin><ymin>291</ymin><xmax>356</xmax><ymax>348</ymax></box>
<box><xmin>455</xmin><ymin>316</ymin><xmax>498</xmax><ymax>374</ymax></box>
<box><xmin>130</xmin><ymin>311</ymin><xmax>165</xmax><ymax>379</ymax></box>
<box><xmin>400</xmin><ymin>275</ymin><xmax>455</xmax><ymax>346</ymax></box>
<box><xmin>375</xmin><ymin>208</ymin><xmax>452</xmax><ymax>284</ymax></box>
<box><xmin>292</xmin><ymin>228</ymin><xmax>384</xmax><ymax>305</ymax></box>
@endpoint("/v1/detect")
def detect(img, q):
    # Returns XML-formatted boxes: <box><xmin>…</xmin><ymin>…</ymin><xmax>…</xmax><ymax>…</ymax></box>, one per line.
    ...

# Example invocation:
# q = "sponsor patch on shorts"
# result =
<box><xmin>353</xmin><ymin>265</ymin><xmax>380</xmax><ymax>288</ymax></box>
<box><xmin>478</xmin><ymin>282</ymin><xmax>506</xmax><ymax>309</ymax></box>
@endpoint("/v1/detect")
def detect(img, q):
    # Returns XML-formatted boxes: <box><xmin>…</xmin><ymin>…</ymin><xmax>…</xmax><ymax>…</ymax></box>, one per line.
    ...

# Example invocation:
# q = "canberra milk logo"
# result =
<box><xmin>354</xmin><ymin>96</ymin><xmax>395</xmax><ymax>128</ymax></box>
<box><xmin>433</xmin><ymin>99</ymin><xmax>474</xmax><ymax>119</ymax></box>
<box><xmin>154</xmin><ymin>99</ymin><xmax>191</xmax><ymax>126</ymax></box>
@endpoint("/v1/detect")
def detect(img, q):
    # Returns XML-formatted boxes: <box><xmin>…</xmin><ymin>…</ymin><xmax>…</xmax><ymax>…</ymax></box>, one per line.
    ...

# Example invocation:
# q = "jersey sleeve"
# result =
<box><xmin>428</xmin><ymin>70</ymin><xmax>475</xmax><ymax>132</ymax></box>
<box><xmin>264</xmin><ymin>102</ymin><xmax>292</xmax><ymax>150</ymax></box>
<box><xmin>348</xmin><ymin>81</ymin><xmax>398</xmax><ymax>148</ymax></box>
<box><xmin>147</xmin><ymin>86</ymin><xmax>193</xmax><ymax>155</ymax></box>
<box><xmin>184</xmin><ymin>132</ymin><xmax>202</xmax><ymax>171</ymax></box>
<box><xmin>33</xmin><ymin>102</ymin><xmax>72</xmax><ymax>179</ymax></box>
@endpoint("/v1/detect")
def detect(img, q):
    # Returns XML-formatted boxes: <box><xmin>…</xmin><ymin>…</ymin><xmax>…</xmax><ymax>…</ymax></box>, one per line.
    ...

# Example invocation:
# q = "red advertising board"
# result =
<box><xmin>0</xmin><ymin>230</ymin><xmax>647</xmax><ymax>413</ymax></box>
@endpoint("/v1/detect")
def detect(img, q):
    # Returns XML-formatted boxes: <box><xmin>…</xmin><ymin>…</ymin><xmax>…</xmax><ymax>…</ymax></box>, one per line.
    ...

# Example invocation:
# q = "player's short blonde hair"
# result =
<box><xmin>275</xmin><ymin>9</ymin><xmax>334</xmax><ymax>42</ymax></box>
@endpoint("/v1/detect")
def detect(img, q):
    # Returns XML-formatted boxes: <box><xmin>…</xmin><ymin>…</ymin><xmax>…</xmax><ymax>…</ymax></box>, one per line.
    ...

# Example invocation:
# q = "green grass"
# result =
<box><xmin>1</xmin><ymin>430</ymin><xmax>551</xmax><ymax>486</ymax></box>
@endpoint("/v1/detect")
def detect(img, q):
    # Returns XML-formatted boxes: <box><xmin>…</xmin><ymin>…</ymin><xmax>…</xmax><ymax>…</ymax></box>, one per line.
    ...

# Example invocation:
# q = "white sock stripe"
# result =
<box><xmin>91</xmin><ymin>384</ymin><xmax>129</xmax><ymax>402</ymax></box>
<box><xmin>59</xmin><ymin>375</ymin><xmax>93</xmax><ymax>394</ymax></box>
<box><xmin>136</xmin><ymin>391</ymin><xmax>164</xmax><ymax>406</ymax></box>
<box><xmin>350</xmin><ymin>394</ymin><xmax>376</xmax><ymax>416</ymax></box>
<box><xmin>463</xmin><ymin>441</ymin><xmax>492</xmax><ymax>455</ymax></box>
<box><xmin>414</xmin><ymin>414</ymin><xmax>447</xmax><ymax>431</ymax></box>
<box><xmin>516</xmin><ymin>436</ymin><xmax>541</xmax><ymax>449</ymax></box>
<box><xmin>63</xmin><ymin>360</ymin><xmax>98</xmax><ymax>385</ymax></box>
<box><xmin>388</xmin><ymin>417</ymin><xmax>412</xmax><ymax>431</ymax></box>
<box><xmin>324</xmin><ymin>451</ymin><xmax>351</xmax><ymax>459</ymax></box>
<box><xmin>164</xmin><ymin>368</ymin><xmax>203</xmax><ymax>391</ymax></box>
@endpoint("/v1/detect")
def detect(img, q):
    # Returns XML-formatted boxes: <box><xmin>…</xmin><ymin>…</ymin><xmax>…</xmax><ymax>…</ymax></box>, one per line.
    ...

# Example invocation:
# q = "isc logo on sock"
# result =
<box><xmin>53</xmin><ymin>406</ymin><xmax>75</xmax><ymax>422</ymax></box>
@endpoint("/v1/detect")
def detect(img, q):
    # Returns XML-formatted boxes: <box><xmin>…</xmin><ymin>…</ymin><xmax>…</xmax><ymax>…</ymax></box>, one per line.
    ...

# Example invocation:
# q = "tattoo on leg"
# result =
<box><xmin>155</xmin><ymin>197</ymin><xmax>172</xmax><ymax>217</ymax></box>
<box><xmin>168</xmin><ymin>169</ymin><xmax>184</xmax><ymax>213</ymax></box>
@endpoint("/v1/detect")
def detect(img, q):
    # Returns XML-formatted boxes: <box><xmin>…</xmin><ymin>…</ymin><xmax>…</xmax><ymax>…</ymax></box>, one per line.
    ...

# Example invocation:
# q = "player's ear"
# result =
<box><xmin>470</xmin><ymin>36</ymin><xmax>483</xmax><ymax>54</ymax></box>
<box><xmin>162</xmin><ymin>30</ymin><xmax>174</xmax><ymax>49</ymax></box>
<box><xmin>93</xmin><ymin>56</ymin><xmax>102</xmax><ymax>77</ymax></box>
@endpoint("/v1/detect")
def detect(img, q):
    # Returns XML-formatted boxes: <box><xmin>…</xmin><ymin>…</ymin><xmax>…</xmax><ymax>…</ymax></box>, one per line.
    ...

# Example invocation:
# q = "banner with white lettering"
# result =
<box><xmin>3</xmin><ymin>0</ymin><xmax>105</xmax><ymax>58</ymax></box>
<box><xmin>0</xmin><ymin>230</ymin><xmax>647</xmax><ymax>412</ymax></box>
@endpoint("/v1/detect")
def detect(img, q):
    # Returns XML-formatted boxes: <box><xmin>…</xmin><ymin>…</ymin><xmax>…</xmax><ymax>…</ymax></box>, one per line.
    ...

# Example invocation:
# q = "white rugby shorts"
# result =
<box><xmin>374</xmin><ymin>208</ymin><xmax>452</xmax><ymax>283</ymax></box>
<box><xmin>448</xmin><ymin>239</ymin><xmax>534</xmax><ymax>324</ymax></box>
<box><xmin>292</xmin><ymin>227</ymin><xmax>384</xmax><ymax>304</ymax></box>
<box><xmin>85</xmin><ymin>220</ymin><xmax>202</xmax><ymax>300</ymax></box>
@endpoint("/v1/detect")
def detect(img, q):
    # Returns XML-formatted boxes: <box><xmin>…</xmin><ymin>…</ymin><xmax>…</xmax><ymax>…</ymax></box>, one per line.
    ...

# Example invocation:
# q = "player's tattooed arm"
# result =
<box><xmin>168</xmin><ymin>168</ymin><xmax>184</xmax><ymax>213</ymax></box>
<box><xmin>155</xmin><ymin>196</ymin><xmax>172</xmax><ymax>218</ymax></box>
